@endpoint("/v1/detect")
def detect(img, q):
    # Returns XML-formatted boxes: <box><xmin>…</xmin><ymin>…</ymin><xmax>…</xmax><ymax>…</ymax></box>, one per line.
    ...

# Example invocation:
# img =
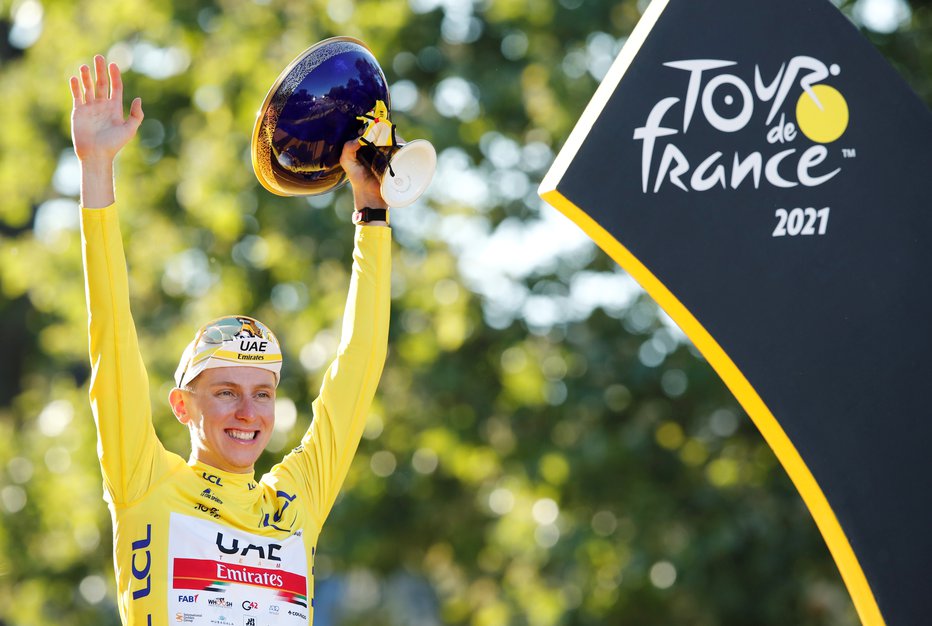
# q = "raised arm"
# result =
<box><xmin>74</xmin><ymin>56</ymin><xmax>168</xmax><ymax>504</ymax></box>
<box><xmin>276</xmin><ymin>141</ymin><xmax>391</xmax><ymax>527</ymax></box>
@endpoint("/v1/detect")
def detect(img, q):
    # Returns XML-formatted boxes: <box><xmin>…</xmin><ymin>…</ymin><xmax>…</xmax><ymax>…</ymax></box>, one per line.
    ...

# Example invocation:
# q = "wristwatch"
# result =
<box><xmin>352</xmin><ymin>207</ymin><xmax>388</xmax><ymax>225</ymax></box>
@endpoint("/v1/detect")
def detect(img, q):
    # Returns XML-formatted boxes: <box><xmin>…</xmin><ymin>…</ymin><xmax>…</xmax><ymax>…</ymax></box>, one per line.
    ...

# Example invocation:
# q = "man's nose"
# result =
<box><xmin>235</xmin><ymin>397</ymin><xmax>258</xmax><ymax>419</ymax></box>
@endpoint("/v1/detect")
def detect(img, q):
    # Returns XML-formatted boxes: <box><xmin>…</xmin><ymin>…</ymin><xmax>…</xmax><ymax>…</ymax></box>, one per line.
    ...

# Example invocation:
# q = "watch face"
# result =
<box><xmin>252</xmin><ymin>37</ymin><xmax>390</xmax><ymax>197</ymax></box>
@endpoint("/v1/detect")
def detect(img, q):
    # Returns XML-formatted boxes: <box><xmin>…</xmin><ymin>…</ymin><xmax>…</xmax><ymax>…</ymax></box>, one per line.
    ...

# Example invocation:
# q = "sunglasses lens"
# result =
<box><xmin>201</xmin><ymin>326</ymin><xmax>225</xmax><ymax>344</ymax></box>
<box><xmin>198</xmin><ymin>316</ymin><xmax>269</xmax><ymax>348</ymax></box>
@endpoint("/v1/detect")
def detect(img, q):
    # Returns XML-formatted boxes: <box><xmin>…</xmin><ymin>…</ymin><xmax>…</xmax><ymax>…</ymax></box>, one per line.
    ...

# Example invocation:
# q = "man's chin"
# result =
<box><xmin>220</xmin><ymin>444</ymin><xmax>266</xmax><ymax>472</ymax></box>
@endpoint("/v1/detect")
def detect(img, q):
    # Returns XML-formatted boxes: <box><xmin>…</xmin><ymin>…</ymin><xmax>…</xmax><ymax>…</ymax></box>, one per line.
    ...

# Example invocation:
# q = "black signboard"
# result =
<box><xmin>539</xmin><ymin>1</ymin><xmax>932</xmax><ymax>624</ymax></box>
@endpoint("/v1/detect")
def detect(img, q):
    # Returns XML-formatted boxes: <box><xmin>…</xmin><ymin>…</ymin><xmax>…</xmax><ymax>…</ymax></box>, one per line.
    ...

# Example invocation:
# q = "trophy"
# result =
<box><xmin>251</xmin><ymin>37</ymin><xmax>436</xmax><ymax>207</ymax></box>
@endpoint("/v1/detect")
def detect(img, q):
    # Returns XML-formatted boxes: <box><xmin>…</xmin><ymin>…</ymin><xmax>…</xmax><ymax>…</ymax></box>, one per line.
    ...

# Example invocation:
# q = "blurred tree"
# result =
<box><xmin>0</xmin><ymin>0</ymin><xmax>927</xmax><ymax>624</ymax></box>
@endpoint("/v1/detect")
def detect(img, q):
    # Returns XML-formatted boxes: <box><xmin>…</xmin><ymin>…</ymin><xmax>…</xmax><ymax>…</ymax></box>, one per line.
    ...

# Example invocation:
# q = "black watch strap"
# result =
<box><xmin>352</xmin><ymin>207</ymin><xmax>388</xmax><ymax>225</ymax></box>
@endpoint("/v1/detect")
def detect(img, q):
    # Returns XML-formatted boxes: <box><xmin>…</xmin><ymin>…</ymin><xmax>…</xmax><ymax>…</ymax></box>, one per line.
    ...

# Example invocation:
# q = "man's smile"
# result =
<box><xmin>226</xmin><ymin>429</ymin><xmax>259</xmax><ymax>442</ymax></box>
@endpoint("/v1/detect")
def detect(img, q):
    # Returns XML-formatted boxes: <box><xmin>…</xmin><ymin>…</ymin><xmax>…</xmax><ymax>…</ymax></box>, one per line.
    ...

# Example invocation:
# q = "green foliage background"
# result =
<box><xmin>0</xmin><ymin>0</ymin><xmax>928</xmax><ymax>624</ymax></box>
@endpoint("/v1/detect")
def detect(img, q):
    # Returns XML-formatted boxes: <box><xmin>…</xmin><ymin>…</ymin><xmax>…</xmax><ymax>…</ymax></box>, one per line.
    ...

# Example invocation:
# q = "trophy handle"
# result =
<box><xmin>355</xmin><ymin>142</ymin><xmax>395</xmax><ymax>178</ymax></box>
<box><xmin>355</xmin><ymin>139</ymin><xmax>436</xmax><ymax>208</ymax></box>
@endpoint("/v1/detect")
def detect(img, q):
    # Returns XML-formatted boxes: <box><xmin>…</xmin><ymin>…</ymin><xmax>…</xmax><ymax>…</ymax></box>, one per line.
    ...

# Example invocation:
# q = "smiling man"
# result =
<box><xmin>73</xmin><ymin>55</ymin><xmax>392</xmax><ymax>625</ymax></box>
<box><xmin>169</xmin><ymin>316</ymin><xmax>283</xmax><ymax>473</ymax></box>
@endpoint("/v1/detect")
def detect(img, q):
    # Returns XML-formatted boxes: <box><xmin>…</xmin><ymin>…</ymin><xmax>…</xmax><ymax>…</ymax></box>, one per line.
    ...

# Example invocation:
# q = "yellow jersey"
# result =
<box><xmin>81</xmin><ymin>205</ymin><xmax>391</xmax><ymax>625</ymax></box>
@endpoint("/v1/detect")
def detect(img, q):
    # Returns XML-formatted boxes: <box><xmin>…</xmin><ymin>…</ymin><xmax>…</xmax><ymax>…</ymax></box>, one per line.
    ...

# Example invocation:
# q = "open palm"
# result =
<box><xmin>70</xmin><ymin>55</ymin><xmax>143</xmax><ymax>162</ymax></box>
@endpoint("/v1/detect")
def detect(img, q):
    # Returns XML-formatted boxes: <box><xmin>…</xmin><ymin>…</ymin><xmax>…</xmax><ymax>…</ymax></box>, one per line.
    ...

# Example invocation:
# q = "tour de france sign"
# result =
<box><xmin>539</xmin><ymin>0</ymin><xmax>932</xmax><ymax>624</ymax></box>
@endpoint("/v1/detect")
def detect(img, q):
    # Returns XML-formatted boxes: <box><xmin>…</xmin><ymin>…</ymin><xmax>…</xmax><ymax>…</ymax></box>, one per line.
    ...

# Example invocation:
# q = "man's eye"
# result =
<box><xmin>256</xmin><ymin>392</ymin><xmax>273</xmax><ymax>400</ymax></box>
<box><xmin>217</xmin><ymin>390</ymin><xmax>236</xmax><ymax>398</ymax></box>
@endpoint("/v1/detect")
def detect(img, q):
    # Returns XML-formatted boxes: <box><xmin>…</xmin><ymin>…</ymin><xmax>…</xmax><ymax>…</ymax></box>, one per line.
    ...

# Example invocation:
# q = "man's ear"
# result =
<box><xmin>169</xmin><ymin>387</ymin><xmax>191</xmax><ymax>425</ymax></box>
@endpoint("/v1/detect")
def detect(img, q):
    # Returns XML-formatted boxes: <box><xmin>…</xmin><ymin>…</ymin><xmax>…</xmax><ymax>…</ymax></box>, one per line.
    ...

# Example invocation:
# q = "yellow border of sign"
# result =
<box><xmin>538</xmin><ymin>1</ymin><xmax>884</xmax><ymax>625</ymax></box>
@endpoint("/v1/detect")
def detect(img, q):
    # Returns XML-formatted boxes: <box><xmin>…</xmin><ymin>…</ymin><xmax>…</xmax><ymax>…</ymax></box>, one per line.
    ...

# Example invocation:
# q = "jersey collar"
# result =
<box><xmin>190</xmin><ymin>460</ymin><xmax>259</xmax><ymax>492</ymax></box>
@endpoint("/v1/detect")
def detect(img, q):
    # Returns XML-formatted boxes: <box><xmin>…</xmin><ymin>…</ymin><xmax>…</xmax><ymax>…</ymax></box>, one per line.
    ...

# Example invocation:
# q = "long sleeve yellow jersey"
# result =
<box><xmin>81</xmin><ymin>205</ymin><xmax>391</xmax><ymax>626</ymax></box>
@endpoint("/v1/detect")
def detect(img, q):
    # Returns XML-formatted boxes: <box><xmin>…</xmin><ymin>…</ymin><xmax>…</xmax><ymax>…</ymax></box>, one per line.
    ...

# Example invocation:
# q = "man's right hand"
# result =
<box><xmin>70</xmin><ymin>55</ymin><xmax>143</xmax><ymax>207</ymax></box>
<box><xmin>340</xmin><ymin>139</ymin><xmax>389</xmax><ymax>220</ymax></box>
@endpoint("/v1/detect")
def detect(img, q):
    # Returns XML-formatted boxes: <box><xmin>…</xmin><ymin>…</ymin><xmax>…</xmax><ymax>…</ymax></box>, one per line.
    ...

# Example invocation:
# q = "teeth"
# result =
<box><xmin>227</xmin><ymin>430</ymin><xmax>257</xmax><ymax>441</ymax></box>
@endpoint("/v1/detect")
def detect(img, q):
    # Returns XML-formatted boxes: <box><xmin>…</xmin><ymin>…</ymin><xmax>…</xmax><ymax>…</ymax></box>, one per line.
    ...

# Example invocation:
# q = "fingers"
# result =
<box><xmin>69</xmin><ymin>75</ymin><xmax>83</xmax><ymax>106</ymax></box>
<box><xmin>108</xmin><ymin>61</ymin><xmax>123</xmax><ymax>106</ymax></box>
<box><xmin>73</xmin><ymin>56</ymin><xmax>127</xmax><ymax>105</ymax></box>
<box><xmin>340</xmin><ymin>139</ymin><xmax>374</xmax><ymax>181</ymax></box>
<box><xmin>127</xmin><ymin>97</ymin><xmax>144</xmax><ymax>131</ymax></box>
<box><xmin>94</xmin><ymin>55</ymin><xmax>108</xmax><ymax>98</ymax></box>
<box><xmin>80</xmin><ymin>64</ymin><xmax>94</xmax><ymax>101</ymax></box>
<box><xmin>340</xmin><ymin>138</ymin><xmax>362</xmax><ymax>163</ymax></box>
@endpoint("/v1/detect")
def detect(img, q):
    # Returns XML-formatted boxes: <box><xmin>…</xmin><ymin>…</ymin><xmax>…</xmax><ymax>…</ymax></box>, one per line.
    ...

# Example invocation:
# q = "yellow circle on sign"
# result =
<box><xmin>796</xmin><ymin>84</ymin><xmax>849</xmax><ymax>144</ymax></box>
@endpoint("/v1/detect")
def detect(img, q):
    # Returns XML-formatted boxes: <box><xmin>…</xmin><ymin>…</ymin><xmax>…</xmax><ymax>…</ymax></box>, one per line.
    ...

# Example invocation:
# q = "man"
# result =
<box><xmin>72</xmin><ymin>54</ymin><xmax>391</xmax><ymax>625</ymax></box>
